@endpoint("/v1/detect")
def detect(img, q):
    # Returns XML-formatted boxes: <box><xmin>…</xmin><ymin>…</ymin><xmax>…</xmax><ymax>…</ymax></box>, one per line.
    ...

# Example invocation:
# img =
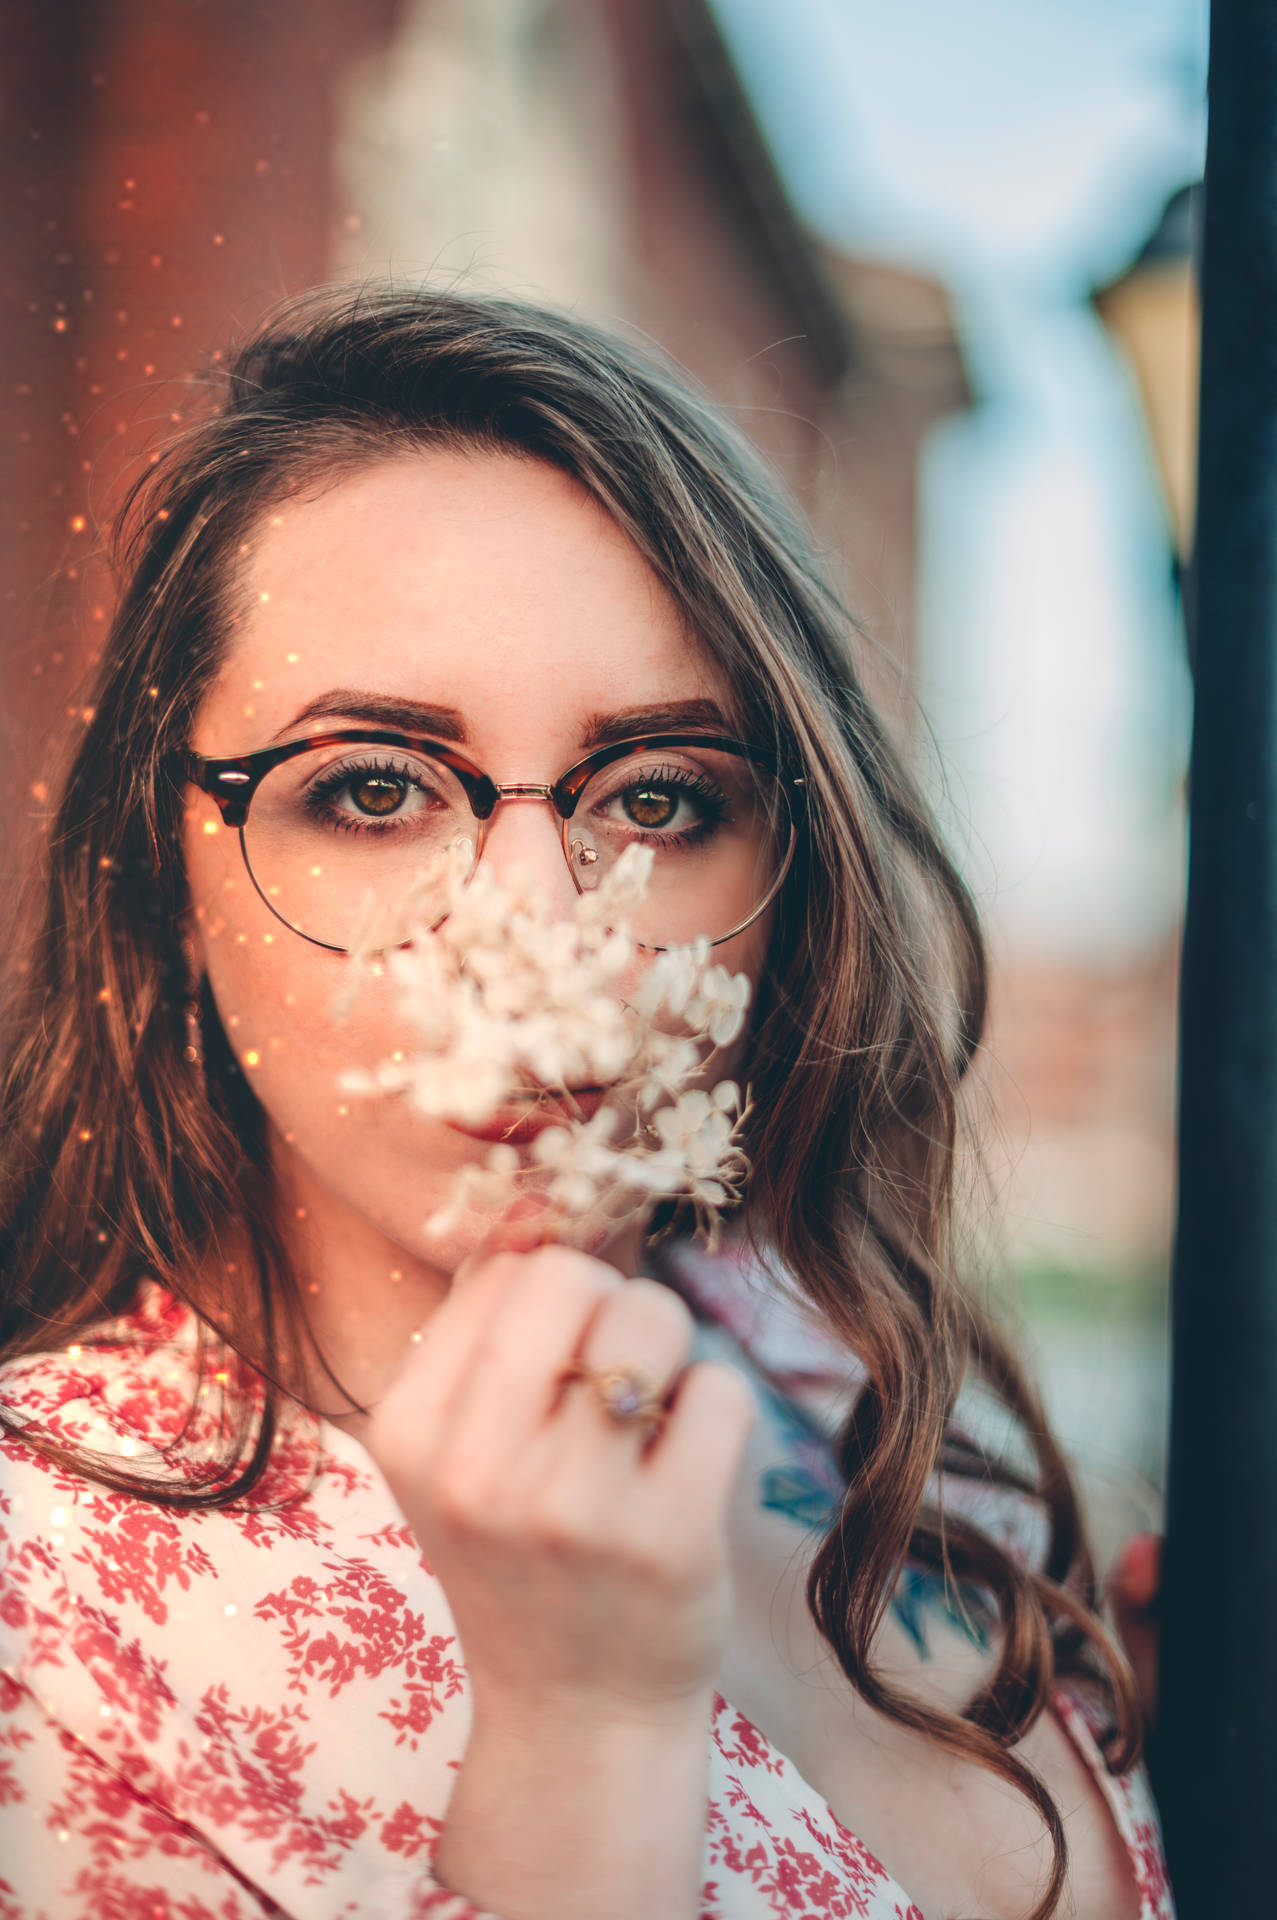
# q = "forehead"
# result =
<box><xmin>205</xmin><ymin>450</ymin><xmax>724</xmax><ymax>755</ymax></box>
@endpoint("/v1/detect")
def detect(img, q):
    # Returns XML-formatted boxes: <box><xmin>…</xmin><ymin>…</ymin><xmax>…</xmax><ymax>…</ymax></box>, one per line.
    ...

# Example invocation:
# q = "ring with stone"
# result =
<box><xmin>560</xmin><ymin>1360</ymin><xmax>669</xmax><ymax>1432</ymax></box>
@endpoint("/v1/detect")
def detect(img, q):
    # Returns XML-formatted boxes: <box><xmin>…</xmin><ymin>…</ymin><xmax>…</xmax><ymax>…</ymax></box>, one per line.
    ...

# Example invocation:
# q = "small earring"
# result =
<box><xmin>183</xmin><ymin>985</ymin><xmax>205</xmax><ymax>1073</ymax></box>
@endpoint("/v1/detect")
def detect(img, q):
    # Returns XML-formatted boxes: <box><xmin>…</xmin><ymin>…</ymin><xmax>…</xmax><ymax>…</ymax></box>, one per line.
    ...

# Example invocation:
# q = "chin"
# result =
<box><xmin>420</xmin><ymin>1185</ymin><xmax>637</xmax><ymax>1274</ymax></box>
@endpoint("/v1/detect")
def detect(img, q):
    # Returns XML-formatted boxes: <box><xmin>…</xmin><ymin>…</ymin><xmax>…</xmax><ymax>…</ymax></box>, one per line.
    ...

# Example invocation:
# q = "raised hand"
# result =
<box><xmin>360</xmin><ymin>1247</ymin><xmax>756</xmax><ymax>1920</ymax></box>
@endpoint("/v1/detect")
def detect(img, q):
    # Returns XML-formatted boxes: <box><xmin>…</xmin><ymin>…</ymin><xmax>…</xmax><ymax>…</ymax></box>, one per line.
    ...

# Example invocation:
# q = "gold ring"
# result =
<box><xmin>561</xmin><ymin>1361</ymin><xmax>668</xmax><ymax>1431</ymax></box>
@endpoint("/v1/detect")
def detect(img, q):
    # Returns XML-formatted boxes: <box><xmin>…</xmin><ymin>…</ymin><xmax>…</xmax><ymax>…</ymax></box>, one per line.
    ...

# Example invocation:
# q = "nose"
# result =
<box><xmin>476</xmin><ymin>794</ymin><xmax>581</xmax><ymax>918</ymax></box>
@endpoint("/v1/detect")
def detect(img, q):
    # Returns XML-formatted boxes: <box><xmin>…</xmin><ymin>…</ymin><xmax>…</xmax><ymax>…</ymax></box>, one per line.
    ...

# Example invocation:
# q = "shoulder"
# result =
<box><xmin>0</xmin><ymin>1324</ymin><xmax>458</xmax><ymax>1918</ymax></box>
<box><xmin>0</xmin><ymin>1290</ymin><xmax>372</xmax><ymax>1749</ymax></box>
<box><xmin>0</xmin><ymin>1279</ymin><xmax>329</xmax><ymax>1497</ymax></box>
<box><xmin>659</xmin><ymin>1232</ymin><xmax>1053</xmax><ymax>1576</ymax></box>
<box><xmin>0</xmin><ymin>1288</ymin><xmax>207</xmax><ymax>1669</ymax></box>
<box><xmin>0</xmin><ymin>1284</ymin><xmax>339</xmax><ymax>1659</ymax></box>
<box><xmin>0</xmin><ymin>1281</ymin><xmax>203</xmax><ymax>1473</ymax></box>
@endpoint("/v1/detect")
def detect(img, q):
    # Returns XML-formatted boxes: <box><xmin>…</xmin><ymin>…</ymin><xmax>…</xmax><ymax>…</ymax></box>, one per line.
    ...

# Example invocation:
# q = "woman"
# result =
<box><xmin>0</xmin><ymin>287</ymin><xmax>1169</xmax><ymax>1920</ymax></box>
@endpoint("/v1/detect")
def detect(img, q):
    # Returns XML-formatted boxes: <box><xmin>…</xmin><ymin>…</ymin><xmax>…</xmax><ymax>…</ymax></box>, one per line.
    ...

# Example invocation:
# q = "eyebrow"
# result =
<box><xmin>274</xmin><ymin>690</ymin><xmax>736</xmax><ymax>750</ymax></box>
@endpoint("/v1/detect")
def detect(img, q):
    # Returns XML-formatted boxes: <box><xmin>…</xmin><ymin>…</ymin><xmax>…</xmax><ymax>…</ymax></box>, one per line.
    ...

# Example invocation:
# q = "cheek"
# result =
<box><xmin>187</xmin><ymin>823</ymin><xmax>446</xmax><ymax>1171</ymax></box>
<box><xmin>198</xmin><ymin>921</ymin><xmax>485</xmax><ymax>1251</ymax></box>
<box><xmin>182</xmin><ymin>812</ymin><xmax>773</xmax><ymax>1251</ymax></box>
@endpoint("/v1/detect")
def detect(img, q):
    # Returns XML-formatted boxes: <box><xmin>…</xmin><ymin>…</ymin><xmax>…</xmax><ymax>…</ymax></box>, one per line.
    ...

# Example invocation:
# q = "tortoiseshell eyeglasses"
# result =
<box><xmin>175</xmin><ymin>727</ymin><xmax>803</xmax><ymax>953</ymax></box>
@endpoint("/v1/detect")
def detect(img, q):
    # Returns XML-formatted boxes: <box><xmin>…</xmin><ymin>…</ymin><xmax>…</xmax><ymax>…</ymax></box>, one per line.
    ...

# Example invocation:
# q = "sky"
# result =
<box><xmin>711</xmin><ymin>0</ymin><xmax>1209</xmax><ymax>959</ymax></box>
<box><xmin>712</xmin><ymin>0</ymin><xmax>1206</xmax><ymax>293</ymax></box>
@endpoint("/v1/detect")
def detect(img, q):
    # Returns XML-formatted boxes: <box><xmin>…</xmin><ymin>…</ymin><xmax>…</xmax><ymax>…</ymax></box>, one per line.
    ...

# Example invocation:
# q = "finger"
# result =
<box><xmin>555</xmin><ymin>1278</ymin><xmax>697</xmax><ymax>1451</ymax></box>
<box><xmin>371</xmin><ymin>1251</ymin><xmax>550</xmax><ymax>1453</ymax></box>
<box><xmin>431</xmin><ymin>1247</ymin><xmax>625</xmax><ymax>1463</ymax></box>
<box><xmin>638</xmin><ymin>1358</ymin><xmax>756</xmax><ymax>1524</ymax></box>
<box><xmin>1104</xmin><ymin>1532</ymin><xmax>1160</xmax><ymax>1622</ymax></box>
<box><xmin>1112</xmin><ymin>1532</ymin><xmax>1161</xmax><ymax>1614</ymax></box>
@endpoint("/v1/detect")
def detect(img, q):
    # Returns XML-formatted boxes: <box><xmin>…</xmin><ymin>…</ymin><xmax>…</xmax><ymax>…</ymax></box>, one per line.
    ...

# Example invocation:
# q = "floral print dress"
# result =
<box><xmin>0</xmin><ymin>1248</ymin><xmax>1174</xmax><ymax>1919</ymax></box>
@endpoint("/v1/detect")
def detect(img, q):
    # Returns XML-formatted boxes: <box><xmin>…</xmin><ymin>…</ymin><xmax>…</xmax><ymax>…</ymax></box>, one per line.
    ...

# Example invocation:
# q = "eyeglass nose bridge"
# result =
<box><xmin>466</xmin><ymin>779</ymin><xmax>584</xmax><ymax>824</ymax></box>
<box><xmin>469</xmin><ymin>784</ymin><xmax>599</xmax><ymax>884</ymax></box>
<box><xmin>491</xmin><ymin>783</ymin><xmax>559</xmax><ymax>803</ymax></box>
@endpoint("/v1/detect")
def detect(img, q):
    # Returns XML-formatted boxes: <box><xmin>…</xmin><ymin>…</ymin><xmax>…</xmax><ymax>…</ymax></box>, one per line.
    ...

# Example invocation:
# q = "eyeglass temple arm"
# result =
<box><xmin>174</xmin><ymin>749</ymin><xmax>257</xmax><ymax>829</ymax></box>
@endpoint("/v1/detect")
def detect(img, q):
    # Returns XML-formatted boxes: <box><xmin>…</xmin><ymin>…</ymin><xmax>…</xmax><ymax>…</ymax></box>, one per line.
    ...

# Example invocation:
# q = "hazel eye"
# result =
<box><xmin>624</xmin><ymin>786</ymin><xmax>676</xmax><ymax>829</ymax></box>
<box><xmin>581</xmin><ymin>758</ymin><xmax>732</xmax><ymax>856</ymax></box>
<box><xmin>351</xmin><ymin>774</ymin><xmax>409</xmax><ymax>816</ymax></box>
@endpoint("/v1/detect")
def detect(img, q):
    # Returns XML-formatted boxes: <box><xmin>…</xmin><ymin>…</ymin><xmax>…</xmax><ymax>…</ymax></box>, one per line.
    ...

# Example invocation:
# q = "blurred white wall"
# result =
<box><xmin>331</xmin><ymin>0</ymin><xmax>629</xmax><ymax>310</ymax></box>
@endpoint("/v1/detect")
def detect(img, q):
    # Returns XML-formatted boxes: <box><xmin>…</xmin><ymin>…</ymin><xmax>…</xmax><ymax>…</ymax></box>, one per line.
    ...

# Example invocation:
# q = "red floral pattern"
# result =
<box><xmin>0</xmin><ymin>1271</ymin><xmax>1174</xmax><ymax>1919</ymax></box>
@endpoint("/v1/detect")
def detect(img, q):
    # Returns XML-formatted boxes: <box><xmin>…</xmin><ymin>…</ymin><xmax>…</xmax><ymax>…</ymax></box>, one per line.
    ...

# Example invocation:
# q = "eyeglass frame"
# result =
<box><xmin>173</xmin><ymin>727</ymin><xmax>806</xmax><ymax>953</ymax></box>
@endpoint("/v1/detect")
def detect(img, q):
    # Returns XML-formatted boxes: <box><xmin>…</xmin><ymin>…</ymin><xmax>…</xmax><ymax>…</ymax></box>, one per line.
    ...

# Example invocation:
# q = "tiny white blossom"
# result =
<box><xmin>684</xmin><ymin>966</ymin><xmax>752</xmax><ymax>1048</ymax></box>
<box><xmin>637</xmin><ymin>939</ymin><xmax>710</xmax><ymax>1021</ymax></box>
<box><xmin>334</xmin><ymin>842</ymin><xmax>753</xmax><ymax>1248</ymax></box>
<box><xmin>529</xmin><ymin>1109</ymin><xmax>635</xmax><ymax>1214</ymax></box>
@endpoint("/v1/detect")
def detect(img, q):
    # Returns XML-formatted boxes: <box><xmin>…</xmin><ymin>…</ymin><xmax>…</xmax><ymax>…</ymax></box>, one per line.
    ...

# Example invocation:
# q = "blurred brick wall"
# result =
<box><xmin>985</xmin><ymin>940</ymin><xmax>1180</xmax><ymax>1278</ymax></box>
<box><xmin>1</xmin><ymin>0</ymin><xmax>402</xmax><ymax>896</ymax></box>
<box><xmin>3</xmin><ymin>0</ymin><xmax>964</xmax><ymax>891</ymax></box>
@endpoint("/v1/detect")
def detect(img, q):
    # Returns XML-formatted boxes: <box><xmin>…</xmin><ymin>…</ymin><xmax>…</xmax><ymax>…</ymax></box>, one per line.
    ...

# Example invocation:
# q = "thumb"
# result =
<box><xmin>1111</xmin><ymin>1532</ymin><xmax>1161</xmax><ymax>1615</ymax></box>
<box><xmin>371</xmin><ymin>1250</ymin><xmax>531</xmax><ymax>1450</ymax></box>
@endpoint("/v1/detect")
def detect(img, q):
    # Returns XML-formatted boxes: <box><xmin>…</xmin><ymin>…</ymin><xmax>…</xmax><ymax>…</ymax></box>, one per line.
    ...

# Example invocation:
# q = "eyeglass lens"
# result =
<box><xmin>240</xmin><ymin>741</ymin><xmax>792</xmax><ymax>950</ymax></box>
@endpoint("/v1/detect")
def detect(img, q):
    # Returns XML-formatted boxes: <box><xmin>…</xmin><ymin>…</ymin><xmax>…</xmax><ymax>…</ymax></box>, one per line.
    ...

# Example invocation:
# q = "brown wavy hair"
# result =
<box><xmin>0</xmin><ymin>283</ymin><xmax>1144</xmax><ymax>1920</ymax></box>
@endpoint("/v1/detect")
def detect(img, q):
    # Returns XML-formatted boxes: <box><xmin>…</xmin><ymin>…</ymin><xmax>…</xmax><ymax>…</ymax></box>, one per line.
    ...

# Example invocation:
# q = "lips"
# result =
<box><xmin>445</xmin><ymin>1086</ymin><xmax>609</xmax><ymax>1145</ymax></box>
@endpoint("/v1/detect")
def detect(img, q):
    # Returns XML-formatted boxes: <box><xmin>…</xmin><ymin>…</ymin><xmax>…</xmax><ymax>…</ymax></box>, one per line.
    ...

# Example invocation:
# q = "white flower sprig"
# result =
<box><xmin>334</xmin><ymin>843</ymin><xmax>753</xmax><ymax>1248</ymax></box>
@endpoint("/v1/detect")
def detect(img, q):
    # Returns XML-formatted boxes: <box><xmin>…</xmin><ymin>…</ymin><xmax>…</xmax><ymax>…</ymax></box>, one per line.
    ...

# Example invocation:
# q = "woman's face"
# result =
<box><xmin>183</xmin><ymin>450</ymin><xmax>772</xmax><ymax>1280</ymax></box>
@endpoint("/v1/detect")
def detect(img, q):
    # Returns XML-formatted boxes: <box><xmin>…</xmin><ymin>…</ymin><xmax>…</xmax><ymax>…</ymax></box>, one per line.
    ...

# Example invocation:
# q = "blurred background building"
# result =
<box><xmin>1</xmin><ymin>0</ymin><xmax>1208</xmax><ymax>1566</ymax></box>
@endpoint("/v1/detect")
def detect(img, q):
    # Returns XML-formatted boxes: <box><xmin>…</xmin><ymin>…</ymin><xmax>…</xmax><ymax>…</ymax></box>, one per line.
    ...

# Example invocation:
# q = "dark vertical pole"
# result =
<box><xmin>1155</xmin><ymin>0</ymin><xmax>1277</xmax><ymax>1905</ymax></box>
